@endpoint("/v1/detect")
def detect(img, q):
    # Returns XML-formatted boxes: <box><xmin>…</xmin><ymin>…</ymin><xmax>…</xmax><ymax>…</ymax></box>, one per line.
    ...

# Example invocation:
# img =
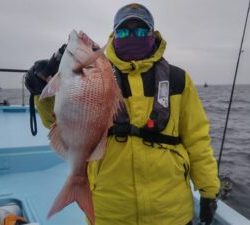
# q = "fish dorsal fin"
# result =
<box><xmin>39</xmin><ymin>73</ymin><xmax>61</xmax><ymax>100</ymax></box>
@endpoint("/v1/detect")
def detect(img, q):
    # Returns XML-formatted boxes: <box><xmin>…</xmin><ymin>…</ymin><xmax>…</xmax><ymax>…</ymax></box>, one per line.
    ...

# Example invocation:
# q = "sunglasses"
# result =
<box><xmin>115</xmin><ymin>27</ymin><xmax>151</xmax><ymax>39</ymax></box>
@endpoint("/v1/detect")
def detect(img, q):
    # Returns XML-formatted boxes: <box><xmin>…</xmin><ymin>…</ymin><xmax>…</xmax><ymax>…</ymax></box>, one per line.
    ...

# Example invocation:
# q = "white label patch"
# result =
<box><xmin>157</xmin><ymin>81</ymin><xmax>169</xmax><ymax>108</ymax></box>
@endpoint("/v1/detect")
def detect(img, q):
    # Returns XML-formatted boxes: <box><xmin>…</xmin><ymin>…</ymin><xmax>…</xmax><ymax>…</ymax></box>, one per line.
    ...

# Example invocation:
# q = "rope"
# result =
<box><xmin>218</xmin><ymin>0</ymin><xmax>250</xmax><ymax>171</ymax></box>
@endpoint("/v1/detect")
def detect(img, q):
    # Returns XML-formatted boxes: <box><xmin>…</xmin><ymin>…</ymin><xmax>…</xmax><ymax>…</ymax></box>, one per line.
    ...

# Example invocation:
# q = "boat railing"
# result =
<box><xmin>0</xmin><ymin>68</ymin><xmax>28</xmax><ymax>106</ymax></box>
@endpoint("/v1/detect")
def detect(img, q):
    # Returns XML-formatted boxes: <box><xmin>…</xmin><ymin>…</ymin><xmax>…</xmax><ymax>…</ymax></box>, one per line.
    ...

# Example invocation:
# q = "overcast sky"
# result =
<box><xmin>0</xmin><ymin>0</ymin><xmax>250</xmax><ymax>88</ymax></box>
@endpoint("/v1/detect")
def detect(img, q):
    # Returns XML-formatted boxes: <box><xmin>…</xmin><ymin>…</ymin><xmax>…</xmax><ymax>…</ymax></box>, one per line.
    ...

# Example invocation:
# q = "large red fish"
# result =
<box><xmin>40</xmin><ymin>30</ymin><xmax>122</xmax><ymax>224</ymax></box>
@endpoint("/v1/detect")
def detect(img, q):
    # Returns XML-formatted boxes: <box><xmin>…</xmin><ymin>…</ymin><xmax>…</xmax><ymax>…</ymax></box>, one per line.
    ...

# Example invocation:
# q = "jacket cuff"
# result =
<box><xmin>199</xmin><ymin>189</ymin><xmax>219</xmax><ymax>199</ymax></box>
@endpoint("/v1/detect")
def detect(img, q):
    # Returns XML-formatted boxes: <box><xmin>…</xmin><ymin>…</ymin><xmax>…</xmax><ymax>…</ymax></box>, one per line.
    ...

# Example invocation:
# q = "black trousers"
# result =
<box><xmin>186</xmin><ymin>221</ymin><xmax>193</xmax><ymax>225</ymax></box>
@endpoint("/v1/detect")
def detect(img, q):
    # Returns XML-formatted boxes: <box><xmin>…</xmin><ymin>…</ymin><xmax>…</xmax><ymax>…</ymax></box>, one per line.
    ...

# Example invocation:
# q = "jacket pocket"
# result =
<box><xmin>169</xmin><ymin>148</ymin><xmax>190</xmax><ymax>184</ymax></box>
<box><xmin>88</xmin><ymin>137</ymin><xmax>114</xmax><ymax>190</ymax></box>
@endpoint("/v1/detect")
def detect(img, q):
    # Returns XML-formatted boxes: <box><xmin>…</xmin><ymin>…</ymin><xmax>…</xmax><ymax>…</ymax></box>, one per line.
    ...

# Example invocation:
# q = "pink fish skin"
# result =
<box><xmin>40</xmin><ymin>30</ymin><xmax>122</xmax><ymax>225</ymax></box>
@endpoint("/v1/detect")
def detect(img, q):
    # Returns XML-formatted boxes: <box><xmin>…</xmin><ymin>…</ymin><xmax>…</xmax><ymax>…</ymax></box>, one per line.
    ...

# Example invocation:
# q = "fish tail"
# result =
<box><xmin>47</xmin><ymin>175</ymin><xmax>95</xmax><ymax>225</ymax></box>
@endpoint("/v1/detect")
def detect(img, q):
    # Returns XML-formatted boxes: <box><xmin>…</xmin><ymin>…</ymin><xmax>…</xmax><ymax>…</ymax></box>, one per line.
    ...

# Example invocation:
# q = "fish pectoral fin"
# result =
<box><xmin>47</xmin><ymin>176</ymin><xmax>95</xmax><ymax>225</ymax></box>
<box><xmin>39</xmin><ymin>73</ymin><xmax>61</xmax><ymax>100</ymax></box>
<box><xmin>88</xmin><ymin>131</ymin><xmax>108</xmax><ymax>161</ymax></box>
<box><xmin>49</xmin><ymin>123</ymin><xmax>68</xmax><ymax>158</ymax></box>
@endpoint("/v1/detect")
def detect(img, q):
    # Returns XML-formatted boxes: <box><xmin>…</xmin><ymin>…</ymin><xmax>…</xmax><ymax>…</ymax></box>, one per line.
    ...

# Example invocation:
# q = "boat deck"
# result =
<box><xmin>0</xmin><ymin>106</ymin><xmax>85</xmax><ymax>224</ymax></box>
<box><xmin>1</xmin><ymin>106</ymin><xmax>250</xmax><ymax>225</ymax></box>
<box><xmin>1</xmin><ymin>163</ymin><xmax>84</xmax><ymax>225</ymax></box>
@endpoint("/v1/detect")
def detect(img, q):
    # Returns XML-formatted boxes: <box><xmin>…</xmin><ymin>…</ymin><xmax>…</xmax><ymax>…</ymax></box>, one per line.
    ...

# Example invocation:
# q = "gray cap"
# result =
<box><xmin>114</xmin><ymin>3</ymin><xmax>154</xmax><ymax>30</ymax></box>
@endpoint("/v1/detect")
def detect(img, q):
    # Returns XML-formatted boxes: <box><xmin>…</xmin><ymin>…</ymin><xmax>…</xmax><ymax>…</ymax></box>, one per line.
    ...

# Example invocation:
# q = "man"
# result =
<box><xmin>25</xmin><ymin>3</ymin><xmax>220</xmax><ymax>225</ymax></box>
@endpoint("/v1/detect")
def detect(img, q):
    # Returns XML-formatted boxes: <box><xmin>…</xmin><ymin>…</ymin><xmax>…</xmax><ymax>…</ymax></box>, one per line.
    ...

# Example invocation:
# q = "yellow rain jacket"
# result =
<box><xmin>35</xmin><ymin>31</ymin><xmax>220</xmax><ymax>225</ymax></box>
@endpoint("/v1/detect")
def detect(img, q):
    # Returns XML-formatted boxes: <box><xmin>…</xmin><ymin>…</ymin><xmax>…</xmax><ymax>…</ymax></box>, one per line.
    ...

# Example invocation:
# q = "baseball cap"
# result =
<box><xmin>114</xmin><ymin>3</ymin><xmax>154</xmax><ymax>30</ymax></box>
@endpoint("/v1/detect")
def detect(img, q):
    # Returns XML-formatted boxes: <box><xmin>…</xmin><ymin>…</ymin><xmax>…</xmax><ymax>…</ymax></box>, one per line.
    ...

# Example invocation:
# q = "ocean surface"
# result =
<box><xmin>0</xmin><ymin>85</ymin><xmax>250</xmax><ymax>219</ymax></box>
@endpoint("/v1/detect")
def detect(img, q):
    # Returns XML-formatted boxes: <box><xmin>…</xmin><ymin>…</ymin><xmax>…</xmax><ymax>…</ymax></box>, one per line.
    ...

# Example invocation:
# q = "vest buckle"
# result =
<box><xmin>113</xmin><ymin>123</ymin><xmax>130</xmax><ymax>142</ymax></box>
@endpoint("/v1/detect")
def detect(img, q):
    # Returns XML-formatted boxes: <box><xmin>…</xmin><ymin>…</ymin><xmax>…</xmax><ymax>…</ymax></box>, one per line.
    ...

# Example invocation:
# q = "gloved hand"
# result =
<box><xmin>24</xmin><ymin>59</ymin><xmax>49</xmax><ymax>95</ymax></box>
<box><xmin>37</xmin><ymin>44</ymin><xmax>67</xmax><ymax>81</ymax></box>
<box><xmin>25</xmin><ymin>44</ymin><xmax>67</xmax><ymax>96</ymax></box>
<box><xmin>199</xmin><ymin>197</ymin><xmax>217</xmax><ymax>225</ymax></box>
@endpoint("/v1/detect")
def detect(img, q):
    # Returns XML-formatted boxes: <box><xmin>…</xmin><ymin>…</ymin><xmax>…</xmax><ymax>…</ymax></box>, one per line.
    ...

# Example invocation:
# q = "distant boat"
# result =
<box><xmin>204</xmin><ymin>82</ymin><xmax>208</xmax><ymax>88</ymax></box>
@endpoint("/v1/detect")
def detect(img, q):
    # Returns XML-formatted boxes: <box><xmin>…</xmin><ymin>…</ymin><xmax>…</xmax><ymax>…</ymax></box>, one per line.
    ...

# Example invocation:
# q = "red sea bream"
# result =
<box><xmin>40</xmin><ymin>30</ymin><xmax>122</xmax><ymax>225</ymax></box>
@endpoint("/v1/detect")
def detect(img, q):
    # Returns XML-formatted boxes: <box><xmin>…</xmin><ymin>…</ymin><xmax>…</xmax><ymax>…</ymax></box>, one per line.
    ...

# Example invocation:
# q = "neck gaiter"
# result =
<box><xmin>113</xmin><ymin>36</ymin><xmax>155</xmax><ymax>61</ymax></box>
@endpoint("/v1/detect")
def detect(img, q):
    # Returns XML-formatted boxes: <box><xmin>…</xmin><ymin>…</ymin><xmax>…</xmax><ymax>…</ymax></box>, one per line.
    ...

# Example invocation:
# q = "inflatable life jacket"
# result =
<box><xmin>108</xmin><ymin>58</ymin><xmax>185</xmax><ymax>146</ymax></box>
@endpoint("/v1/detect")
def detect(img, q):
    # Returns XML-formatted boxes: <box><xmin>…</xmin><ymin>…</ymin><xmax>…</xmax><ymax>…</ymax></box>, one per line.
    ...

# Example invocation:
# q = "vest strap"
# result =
<box><xmin>108</xmin><ymin>123</ymin><xmax>181</xmax><ymax>145</ymax></box>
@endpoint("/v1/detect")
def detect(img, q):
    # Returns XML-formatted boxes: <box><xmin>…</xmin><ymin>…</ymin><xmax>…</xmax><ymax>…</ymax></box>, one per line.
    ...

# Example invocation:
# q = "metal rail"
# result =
<box><xmin>0</xmin><ymin>68</ymin><xmax>28</xmax><ymax>73</ymax></box>
<box><xmin>0</xmin><ymin>68</ymin><xmax>28</xmax><ymax>106</ymax></box>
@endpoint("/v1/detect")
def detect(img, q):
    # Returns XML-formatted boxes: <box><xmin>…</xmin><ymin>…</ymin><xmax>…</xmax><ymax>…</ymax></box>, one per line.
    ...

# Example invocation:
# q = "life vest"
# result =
<box><xmin>108</xmin><ymin>58</ymin><xmax>185</xmax><ymax>146</ymax></box>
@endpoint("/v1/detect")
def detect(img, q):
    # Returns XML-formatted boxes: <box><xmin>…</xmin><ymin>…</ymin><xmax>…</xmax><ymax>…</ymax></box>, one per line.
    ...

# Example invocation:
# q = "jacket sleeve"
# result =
<box><xmin>179</xmin><ymin>73</ymin><xmax>220</xmax><ymax>198</ymax></box>
<box><xmin>34</xmin><ymin>95</ymin><xmax>55</xmax><ymax>129</ymax></box>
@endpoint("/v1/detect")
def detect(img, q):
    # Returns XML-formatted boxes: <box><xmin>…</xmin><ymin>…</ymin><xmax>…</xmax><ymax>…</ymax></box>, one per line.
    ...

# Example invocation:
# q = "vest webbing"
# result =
<box><xmin>108</xmin><ymin>123</ymin><xmax>181</xmax><ymax>145</ymax></box>
<box><xmin>108</xmin><ymin>58</ymin><xmax>185</xmax><ymax>146</ymax></box>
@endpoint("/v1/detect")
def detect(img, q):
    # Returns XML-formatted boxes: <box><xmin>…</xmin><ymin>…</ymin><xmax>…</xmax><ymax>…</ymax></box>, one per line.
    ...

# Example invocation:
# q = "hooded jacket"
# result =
<box><xmin>35</xmin><ymin>31</ymin><xmax>220</xmax><ymax>225</ymax></box>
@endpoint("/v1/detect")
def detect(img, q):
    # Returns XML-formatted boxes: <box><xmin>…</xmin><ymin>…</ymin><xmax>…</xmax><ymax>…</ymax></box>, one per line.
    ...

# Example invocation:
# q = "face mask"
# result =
<box><xmin>113</xmin><ymin>35</ymin><xmax>155</xmax><ymax>61</ymax></box>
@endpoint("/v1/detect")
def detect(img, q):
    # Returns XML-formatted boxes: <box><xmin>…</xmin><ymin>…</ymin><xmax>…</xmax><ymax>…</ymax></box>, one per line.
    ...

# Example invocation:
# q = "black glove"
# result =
<box><xmin>25</xmin><ymin>44</ymin><xmax>67</xmax><ymax>95</ymax></box>
<box><xmin>24</xmin><ymin>59</ymin><xmax>49</xmax><ymax>95</ymax></box>
<box><xmin>199</xmin><ymin>197</ymin><xmax>217</xmax><ymax>225</ymax></box>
